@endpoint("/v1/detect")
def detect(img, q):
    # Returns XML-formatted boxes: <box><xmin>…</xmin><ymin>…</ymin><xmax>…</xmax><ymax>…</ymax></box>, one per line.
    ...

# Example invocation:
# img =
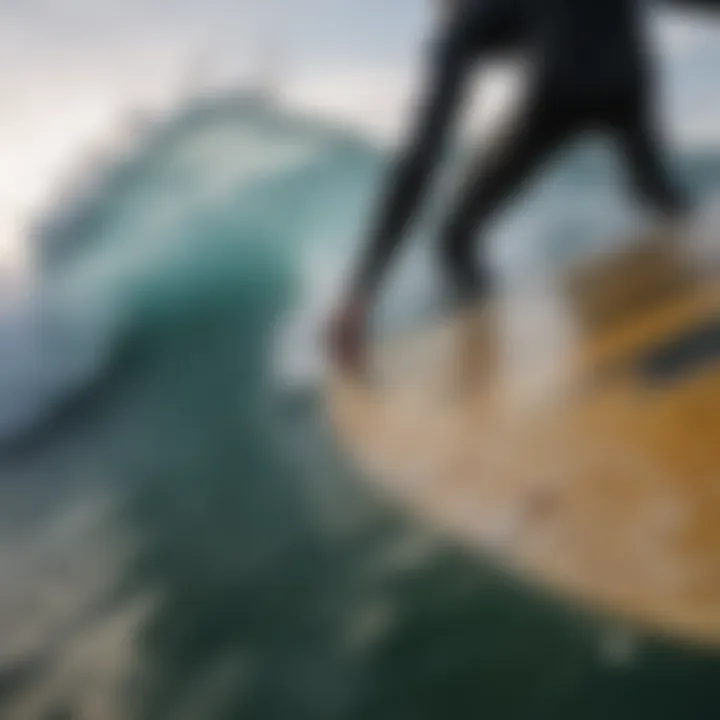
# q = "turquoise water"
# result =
<box><xmin>1</xmin><ymin>94</ymin><xmax>720</xmax><ymax>719</ymax></box>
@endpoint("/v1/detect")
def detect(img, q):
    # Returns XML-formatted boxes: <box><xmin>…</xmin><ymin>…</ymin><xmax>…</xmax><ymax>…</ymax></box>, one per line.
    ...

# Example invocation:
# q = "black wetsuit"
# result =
<box><xmin>353</xmin><ymin>0</ymin><xmax>714</xmax><ymax>298</ymax></box>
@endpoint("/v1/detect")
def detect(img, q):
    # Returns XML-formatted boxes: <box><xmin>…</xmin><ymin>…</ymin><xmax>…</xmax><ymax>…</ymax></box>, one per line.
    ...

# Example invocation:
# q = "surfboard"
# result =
<box><xmin>327</xmin><ymin>222</ymin><xmax>720</xmax><ymax>647</ymax></box>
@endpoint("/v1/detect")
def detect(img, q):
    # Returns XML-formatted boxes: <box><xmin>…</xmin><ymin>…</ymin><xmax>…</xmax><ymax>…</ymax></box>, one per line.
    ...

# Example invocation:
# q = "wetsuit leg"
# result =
<box><xmin>609</xmin><ymin>92</ymin><xmax>691</xmax><ymax>218</ymax></box>
<box><xmin>438</xmin><ymin>93</ymin><xmax>576</xmax><ymax>298</ymax></box>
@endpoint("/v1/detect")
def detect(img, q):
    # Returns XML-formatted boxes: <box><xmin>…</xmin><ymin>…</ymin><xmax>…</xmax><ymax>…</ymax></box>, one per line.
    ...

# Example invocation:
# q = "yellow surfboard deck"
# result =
<box><xmin>327</xmin><ymin>228</ymin><xmax>720</xmax><ymax>646</ymax></box>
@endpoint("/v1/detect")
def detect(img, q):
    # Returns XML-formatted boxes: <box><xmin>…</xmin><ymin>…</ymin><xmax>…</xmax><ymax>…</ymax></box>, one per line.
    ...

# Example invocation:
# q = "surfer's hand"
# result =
<box><xmin>326</xmin><ymin>295</ymin><xmax>368</xmax><ymax>374</ymax></box>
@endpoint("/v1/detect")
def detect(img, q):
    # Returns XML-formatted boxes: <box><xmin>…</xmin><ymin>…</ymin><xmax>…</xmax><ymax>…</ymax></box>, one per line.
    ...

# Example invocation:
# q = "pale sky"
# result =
<box><xmin>2</xmin><ymin>0</ymin><xmax>720</xmax><ymax>275</ymax></box>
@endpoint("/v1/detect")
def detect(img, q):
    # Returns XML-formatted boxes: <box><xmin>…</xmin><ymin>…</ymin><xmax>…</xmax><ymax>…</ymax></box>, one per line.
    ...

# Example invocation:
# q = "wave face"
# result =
<box><xmin>2</xmin><ymin>94</ymin><xmax>719</xmax><ymax>439</ymax></box>
<box><xmin>2</xmin><ymin>94</ymin><xmax>720</xmax><ymax>720</ymax></box>
<box><xmin>0</xmin><ymin>96</ymin><xmax>384</xmax><ymax>441</ymax></box>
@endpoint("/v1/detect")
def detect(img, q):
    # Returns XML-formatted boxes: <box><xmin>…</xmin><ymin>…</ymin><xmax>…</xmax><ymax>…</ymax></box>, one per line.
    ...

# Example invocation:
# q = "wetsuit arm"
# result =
<box><xmin>351</xmin><ymin>20</ymin><xmax>474</xmax><ymax>297</ymax></box>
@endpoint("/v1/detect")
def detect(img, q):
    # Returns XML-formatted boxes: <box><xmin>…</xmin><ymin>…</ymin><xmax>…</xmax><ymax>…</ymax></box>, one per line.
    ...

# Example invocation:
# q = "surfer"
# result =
<box><xmin>327</xmin><ymin>0</ymin><xmax>716</xmax><ymax>371</ymax></box>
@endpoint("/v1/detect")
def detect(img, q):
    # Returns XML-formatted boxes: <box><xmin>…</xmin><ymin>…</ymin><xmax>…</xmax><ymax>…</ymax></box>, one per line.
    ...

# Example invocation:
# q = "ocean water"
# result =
<box><xmin>1</xmin><ymin>93</ymin><xmax>720</xmax><ymax>719</ymax></box>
